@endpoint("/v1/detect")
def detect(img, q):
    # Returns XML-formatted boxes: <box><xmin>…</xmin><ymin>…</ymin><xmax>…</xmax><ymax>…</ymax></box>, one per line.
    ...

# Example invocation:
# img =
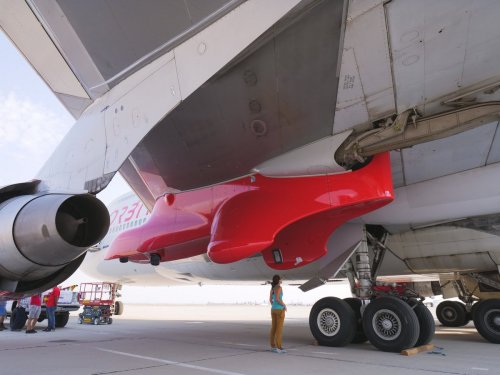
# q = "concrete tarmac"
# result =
<box><xmin>0</xmin><ymin>305</ymin><xmax>498</xmax><ymax>375</ymax></box>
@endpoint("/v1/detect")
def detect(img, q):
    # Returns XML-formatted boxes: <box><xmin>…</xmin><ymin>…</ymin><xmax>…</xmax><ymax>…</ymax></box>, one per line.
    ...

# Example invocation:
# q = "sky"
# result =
<box><xmin>0</xmin><ymin>31</ymin><xmax>350</xmax><ymax>305</ymax></box>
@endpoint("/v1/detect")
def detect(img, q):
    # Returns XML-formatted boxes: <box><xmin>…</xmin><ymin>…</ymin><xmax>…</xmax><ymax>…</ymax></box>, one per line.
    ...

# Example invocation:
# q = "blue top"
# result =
<box><xmin>0</xmin><ymin>300</ymin><xmax>6</xmax><ymax>316</ymax></box>
<box><xmin>271</xmin><ymin>287</ymin><xmax>284</xmax><ymax>310</ymax></box>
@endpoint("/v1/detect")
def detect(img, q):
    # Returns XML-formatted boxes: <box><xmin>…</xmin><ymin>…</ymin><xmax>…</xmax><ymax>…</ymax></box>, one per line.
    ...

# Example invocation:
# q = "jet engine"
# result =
<box><xmin>0</xmin><ymin>193</ymin><xmax>109</xmax><ymax>297</ymax></box>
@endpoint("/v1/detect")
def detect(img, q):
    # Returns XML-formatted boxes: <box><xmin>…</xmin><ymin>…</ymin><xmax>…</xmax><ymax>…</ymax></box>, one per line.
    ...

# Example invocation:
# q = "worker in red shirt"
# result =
<box><xmin>26</xmin><ymin>293</ymin><xmax>41</xmax><ymax>333</ymax></box>
<box><xmin>43</xmin><ymin>285</ymin><xmax>60</xmax><ymax>332</ymax></box>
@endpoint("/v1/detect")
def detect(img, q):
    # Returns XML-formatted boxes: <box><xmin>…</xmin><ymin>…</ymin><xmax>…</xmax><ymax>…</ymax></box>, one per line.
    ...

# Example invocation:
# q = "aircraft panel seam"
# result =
<box><xmin>485</xmin><ymin>121</ymin><xmax>500</xmax><ymax>166</ymax></box>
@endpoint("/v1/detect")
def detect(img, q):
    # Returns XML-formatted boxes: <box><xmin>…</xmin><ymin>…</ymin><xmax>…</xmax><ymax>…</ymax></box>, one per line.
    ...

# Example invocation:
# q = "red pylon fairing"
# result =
<box><xmin>106</xmin><ymin>153</ymin><xmax>393</xmax><ymax>269</ymax></box>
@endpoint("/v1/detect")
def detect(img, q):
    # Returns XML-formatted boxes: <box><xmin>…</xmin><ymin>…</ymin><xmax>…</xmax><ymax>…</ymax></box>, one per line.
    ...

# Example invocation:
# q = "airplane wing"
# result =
<box><xmin>3</xmin><ymin>0</ymin><xmax>495</xmax><ymax>207</ymax></box>
<box><xmin>3</xmin><ymin>0</ymin><xmax>500</xmax><ymax>219</ymax></box>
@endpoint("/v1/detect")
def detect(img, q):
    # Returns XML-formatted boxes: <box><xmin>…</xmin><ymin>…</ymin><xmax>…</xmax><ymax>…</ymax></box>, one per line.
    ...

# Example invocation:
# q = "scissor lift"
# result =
<box><xmin>77</xmin><ymin>282</ymin><xmax>121</xmax><ymax>325</ymax></box>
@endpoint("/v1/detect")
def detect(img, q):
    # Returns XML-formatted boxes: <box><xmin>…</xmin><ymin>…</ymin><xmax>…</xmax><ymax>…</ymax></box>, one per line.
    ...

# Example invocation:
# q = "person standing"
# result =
<box><xmin>269</xmin><ymin>274</ymin><xmax>287</xmax><ymax>353</ymax></box>
<box><xmin>26</xmin><ymin>293</ymin><xmax>41</xmax><ymax>333</ymax></box>
<box><xmin>0</xmin><ymin>300</ymin><xmax>6</xmax><ymax>331</ymax></box>
<box><xmin>44</xmin><ymin>285</ymin><xmax>60</xmax><ymax>332</ymax></box>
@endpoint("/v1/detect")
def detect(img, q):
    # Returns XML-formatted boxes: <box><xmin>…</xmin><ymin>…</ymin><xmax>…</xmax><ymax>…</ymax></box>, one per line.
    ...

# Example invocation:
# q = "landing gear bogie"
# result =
<box><xmin>308</xmin><ymin>226</ymin><xmax>437</xmax><ymax>352</ymax></box>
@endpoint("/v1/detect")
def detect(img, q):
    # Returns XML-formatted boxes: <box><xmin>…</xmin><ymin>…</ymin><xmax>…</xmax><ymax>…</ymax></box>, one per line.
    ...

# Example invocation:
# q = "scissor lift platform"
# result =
<box><xmin>77</xmin><ymin>282</ymin><xmax>121</xmax><ymax>325</ymax></box>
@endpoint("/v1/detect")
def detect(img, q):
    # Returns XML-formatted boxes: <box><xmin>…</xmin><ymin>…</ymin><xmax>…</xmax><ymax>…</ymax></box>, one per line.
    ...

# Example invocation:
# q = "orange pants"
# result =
<box><xmin>270</xmin><ymin>309</ymin><xmax>285</xmax><ymax>349</ymax></box>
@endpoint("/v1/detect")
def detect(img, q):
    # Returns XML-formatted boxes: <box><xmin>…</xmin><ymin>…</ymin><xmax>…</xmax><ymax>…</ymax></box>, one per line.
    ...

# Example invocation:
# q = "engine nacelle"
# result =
<box><xmin>0</xmin><ymin>194</ymin><xmax>109</xmax><ymax>295</ymax></box>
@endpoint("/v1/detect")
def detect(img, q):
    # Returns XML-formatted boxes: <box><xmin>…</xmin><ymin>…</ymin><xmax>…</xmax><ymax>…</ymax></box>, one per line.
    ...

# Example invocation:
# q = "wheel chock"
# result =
<box><xmin>400</xmin><ymin>344</ymin><xmax>435</xmax><ymax>356</ymax></box>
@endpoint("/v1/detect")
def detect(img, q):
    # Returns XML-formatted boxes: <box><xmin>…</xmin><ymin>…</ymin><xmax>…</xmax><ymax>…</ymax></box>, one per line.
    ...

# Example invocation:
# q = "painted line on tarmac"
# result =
<box><xmin>312</xmin><ymin>351</ymin><xmax>338</xmax><ymax>355</ymax></box>
<box><xmin>471</xmin><ymin>368</ymin><xmax>488</xmax><ymax>371</ymax></box>
<box><xmin>72</xmin><ymin>327</ymin><xmax>109</xmax><ymax>335</ymax></box>
<box><xmin>97</xmin><ymin>348</ymin><xmax>246</xmax><ymax>375</ymax></box>
<box><xmin>219</xmin><ymin>341</ymin><xmax>257</xmax><ymax>347</ymax></box>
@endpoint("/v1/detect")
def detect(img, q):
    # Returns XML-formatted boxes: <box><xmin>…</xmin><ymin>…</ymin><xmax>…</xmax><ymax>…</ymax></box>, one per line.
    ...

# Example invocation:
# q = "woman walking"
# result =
<box><xmin>269</xmin><ymin>275</ymin><xmax>287</xmax><ymax>353</ymax></box>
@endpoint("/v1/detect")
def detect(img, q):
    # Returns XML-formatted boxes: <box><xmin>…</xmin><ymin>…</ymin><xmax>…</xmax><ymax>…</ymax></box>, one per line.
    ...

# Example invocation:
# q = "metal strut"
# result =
<box><xmin>366</xmin><ymin>231</ymin><xmax>388</xmax><ymax>279</ymax></box>
<box><xmin>352</xmin><ymin>227</ymin><xmax>373</xmax><ymax>300</ymax></box>
<box><xmin>347</xmin><ymin>227</ymin><xmax>423</xmax><ymax>302</ymax></box>
<box><xmin>466</xmin><ymin>272</ymin><xmax>500</xmax><ymax>291</ymax></box>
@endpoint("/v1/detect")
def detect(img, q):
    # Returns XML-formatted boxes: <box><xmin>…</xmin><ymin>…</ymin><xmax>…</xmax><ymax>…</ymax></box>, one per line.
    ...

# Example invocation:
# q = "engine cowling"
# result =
<box><xmin>0</xmin><ymin>193</ymin><xmax>109</xmax><ymax>297</ymax></box>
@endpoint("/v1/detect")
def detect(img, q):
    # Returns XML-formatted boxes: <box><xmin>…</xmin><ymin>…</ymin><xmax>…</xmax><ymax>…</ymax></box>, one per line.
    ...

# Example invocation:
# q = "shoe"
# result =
<box><xmin>279</xmin><ymin>348</ymin><xmax>286</xmax><ymax>353</ymax></box>
<box><xmin>42</xmin><ymin>328</ymin><xmax>50</xmax><ymax>331</ymax></box>
<box><xmin>26</xmin><ymin>330</ymin><xmax>35</xmax><ymax>334</ymax></box>
<box><xmin>271</xmin><ymin>348</ymin><xmax>280</xmax><ymax>353</ymax></box>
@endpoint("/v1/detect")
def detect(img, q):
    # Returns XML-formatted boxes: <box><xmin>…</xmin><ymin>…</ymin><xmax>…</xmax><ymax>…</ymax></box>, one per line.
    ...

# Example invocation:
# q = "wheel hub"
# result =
<box><xmin>381</xmin><ymin>318</ymin><xmax>393</xmax><ymax>330</ymax></box>
<box><xmin>372</xmin><ymin>309</ymin><xmax>402</xmax><ymax>341</ymax></box>
<box><xmin>443</xmin><ymin>307</ymin><xmax>456</xmax><ymax>320</ymax></box>
<box><xmin>317</xmin><ymin>308</ymin><xmax>341</xmax><ymax>337</ymax></box>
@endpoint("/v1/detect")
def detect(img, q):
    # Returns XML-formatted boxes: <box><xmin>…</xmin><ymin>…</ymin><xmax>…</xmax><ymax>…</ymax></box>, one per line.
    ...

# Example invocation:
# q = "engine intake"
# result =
<box><xmin>0</xmin><ymin>194</ymin><xmax>109</xmax><ymax>294</ymax></box>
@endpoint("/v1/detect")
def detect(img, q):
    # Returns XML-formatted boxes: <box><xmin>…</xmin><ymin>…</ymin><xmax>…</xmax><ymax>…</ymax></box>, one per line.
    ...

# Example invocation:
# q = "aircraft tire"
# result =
<box><xmin>362</xmin><ymin>296</ymin><xmax>420</xmax><ymax>352</ymax></box>
<box><xmin>412</xmin><ymin>302</ymin><xmax>435</xmax><ymax>346</ymax></box>
<box><xmin>309</xmin><ymin>297</ymin><xmax>356</xmax><ymax>347</ymax></box>
<box><xmin>436</xmin><ymin>301</ymin><xmax>467</xmax><ymax>327</ymax></box>
<box><xmin>473</xmin><ymin>299</ymin><xmax>500</xmax><ymax>344</ymax></box>
<box><xmin>343</xmin><ymin>297</ymin><xmax>367</xmax><ymax>343</ymax></box>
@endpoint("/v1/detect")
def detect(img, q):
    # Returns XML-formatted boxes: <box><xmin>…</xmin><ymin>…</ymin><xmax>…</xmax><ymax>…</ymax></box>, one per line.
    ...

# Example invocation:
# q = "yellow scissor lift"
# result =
<box><xmin>77</xmin><ymin>282</ymin><xmax>122</xmax><ymax>325</ymax></box>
